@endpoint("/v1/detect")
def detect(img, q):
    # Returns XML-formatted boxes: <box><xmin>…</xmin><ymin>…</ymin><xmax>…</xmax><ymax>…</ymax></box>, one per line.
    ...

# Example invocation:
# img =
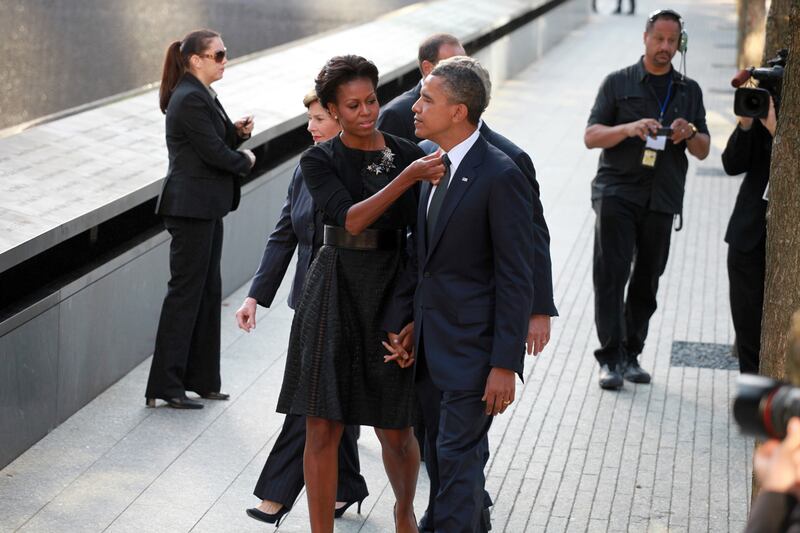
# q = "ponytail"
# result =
<box><xmin>159</xmin><ymin>41</ymin><xmax>184</xmax><ymax>113</ymax></box>
<box><xmin>158</xmin><ymin>29</ymin><xmax>220</xmax><ymax>114</ymax></box>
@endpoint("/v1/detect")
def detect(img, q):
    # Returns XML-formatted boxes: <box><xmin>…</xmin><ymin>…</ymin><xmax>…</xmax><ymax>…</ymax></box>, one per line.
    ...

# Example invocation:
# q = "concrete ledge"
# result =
<box><xmin>0</xmin><ymin>0</ymin><xmax>587</xmax><ymax>469</ymax></box>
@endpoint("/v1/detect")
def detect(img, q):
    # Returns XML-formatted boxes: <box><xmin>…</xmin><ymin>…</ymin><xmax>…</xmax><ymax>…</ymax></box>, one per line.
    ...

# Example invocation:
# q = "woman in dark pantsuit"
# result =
<box><xmin>145</xmin><ymin>29</ymin><xmax>255</xmax><ymax>409</ymax></box>
<box><xmin>236</xmin><ymin>91</ymin><xmax>368</xmax><ymax>526</ymax></box>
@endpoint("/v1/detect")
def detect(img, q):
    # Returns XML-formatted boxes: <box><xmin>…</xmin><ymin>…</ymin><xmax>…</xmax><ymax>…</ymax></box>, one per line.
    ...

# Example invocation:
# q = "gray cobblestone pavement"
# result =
<box><xmin>0</xmin><ymin>0</ymin><xmax>755</xmax><ymax>531</ymax></box>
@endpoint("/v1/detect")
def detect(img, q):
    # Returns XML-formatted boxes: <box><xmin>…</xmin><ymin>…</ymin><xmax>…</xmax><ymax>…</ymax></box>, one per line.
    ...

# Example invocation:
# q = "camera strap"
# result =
<box><xmin>654</xmin><ymin>77</ymin><xmax>674</xmax><ymax>124</ymax></box>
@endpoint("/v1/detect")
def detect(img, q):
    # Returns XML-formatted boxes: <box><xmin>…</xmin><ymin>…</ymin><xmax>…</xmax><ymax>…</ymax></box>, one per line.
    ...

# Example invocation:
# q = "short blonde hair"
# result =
<box><xmin>302</xmin><ymin>89</ymin><xmax>319</xmax><ymax>108</ymax></box>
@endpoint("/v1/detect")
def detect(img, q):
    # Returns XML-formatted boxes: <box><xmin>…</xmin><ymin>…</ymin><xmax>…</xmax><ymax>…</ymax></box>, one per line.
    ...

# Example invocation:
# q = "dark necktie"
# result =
<box><xmin>427</xmin><ymin>153</ymin><xmax>452</xmax><ymax>241</ymax></box>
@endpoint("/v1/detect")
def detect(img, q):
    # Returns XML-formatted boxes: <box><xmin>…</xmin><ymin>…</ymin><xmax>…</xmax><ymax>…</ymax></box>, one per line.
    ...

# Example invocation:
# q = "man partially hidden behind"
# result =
<box><xmin>584</xmin><ymin>9</ymin><xmax>710</xmax><ymax>390</ymax></box>
<box><xmin>377</xmin><ymin>33</ymin><xmax>465</xmax><ymax>143</ymax></box>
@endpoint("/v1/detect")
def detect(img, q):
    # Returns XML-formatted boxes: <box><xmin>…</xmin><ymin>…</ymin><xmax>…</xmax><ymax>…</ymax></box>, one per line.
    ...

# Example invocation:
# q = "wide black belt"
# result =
<box><xmin>323</xmin><ymin>225</ymin><xmax>404</xmax><ymax>251</ymax></box>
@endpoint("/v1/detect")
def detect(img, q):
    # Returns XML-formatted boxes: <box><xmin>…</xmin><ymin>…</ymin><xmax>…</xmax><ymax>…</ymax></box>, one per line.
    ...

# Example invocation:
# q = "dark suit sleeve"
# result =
<box><xmin>178</xmin><ymin>92</ymin><xmax>251</xmax><ymax>177</ymax></box>
<box><xmin>514</xmin><ymin>152</ymin><xmax>558</xmax><ymax>317</ymax></box>
<box><xmin>744</xmin><ymin>491</ymin><xmax>798</xmax><ymax>533</ymax></box>
<box><xmin>382</xmin><ymin>225</ymin><xmax>419</xmax><ymax>333</ymax></box>
<box><xmin>722</xmin><ymin>125</ymin><xmax>755</xmax><ymax>176</ymax></box>
<box><xmin>246</xmin><ymin>170</ymin><xmax>301</xmax><ymax>307</ymax></box>
<box><xmin>377</xmin><ymin>107</ymin><xmax>410</xmax><ymax>140</ymax></box>
<box><xmin>300</xmin><ymin>146</ymin><xmax>353</xmax><ymax>226</ymax></box>
<box><xmin>488</xmin><ymin>164</ymin><xmax>535</xmax><ymax>372</ymax></box>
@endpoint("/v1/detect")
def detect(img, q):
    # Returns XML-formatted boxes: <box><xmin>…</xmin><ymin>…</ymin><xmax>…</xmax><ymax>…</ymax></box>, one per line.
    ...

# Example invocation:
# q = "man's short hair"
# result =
<box><xmin>418</xmin><ymin>33</ymin><xmax>462</xmax><ymax>68</ymax></box>
<box><xmin>430</xmin><ymin>56</ymin><xmax>491</xmax><ymax>125</ymax></box>
<box><xmin>645</xmin><ymin>8</ymin><xmax>682</xmax><ymax>33</ymax></box>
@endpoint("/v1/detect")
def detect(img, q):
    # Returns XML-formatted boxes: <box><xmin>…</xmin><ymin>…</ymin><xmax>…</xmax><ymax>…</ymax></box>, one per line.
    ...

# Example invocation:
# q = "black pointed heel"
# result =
<box><xmin>334</xmin><ymin>497</ymin><xmax>365</xmax><ymax>518</ymax></box>
<box><xmin>246</xmin><ymin>506</ymin><xmax>289</xmax><ymax>526</ymax></box>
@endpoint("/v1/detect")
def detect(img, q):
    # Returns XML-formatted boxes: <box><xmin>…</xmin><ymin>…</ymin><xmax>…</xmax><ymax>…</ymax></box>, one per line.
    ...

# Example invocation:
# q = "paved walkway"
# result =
<box><xmin>0</xmin><ymin>0</ymin><xmax>754</xmax><ymax>531</ymax></box>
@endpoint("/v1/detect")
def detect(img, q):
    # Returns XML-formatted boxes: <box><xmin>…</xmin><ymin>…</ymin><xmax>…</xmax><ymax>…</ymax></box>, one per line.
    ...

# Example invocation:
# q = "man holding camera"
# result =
<box><xmin>584</xmin><ymin>9</ymin><xmax>710</xmax><ymax>390</ymax></box>
<box><xmin>723</xmin><ymin>106</ymin><xmax>775</xmax><ymax>374</ymax></box>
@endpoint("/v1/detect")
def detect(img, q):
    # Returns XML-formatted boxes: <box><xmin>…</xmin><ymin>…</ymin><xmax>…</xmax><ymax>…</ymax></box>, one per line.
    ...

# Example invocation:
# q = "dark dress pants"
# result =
<box><xmin>728</xmin><ymin>239</ymin><xmax>766</xmax><ymax>374</ymax></box>
<box><xmin>593</xmin><ymin>197</ymin><xmax>673</xmax><ymax>369</ymax></box>
<box><xmin>146</xmin><ymin>216</ymin><xmax>223</xmax><ymax>399</ymax></box>
<box><xmin>253</xmin><ymin>414</ymin><xmax>368</xmax><ymax>508</ymax></box>
<box><xmin>416</xmin><ymin>343</ymin><xmax>492</xmax><ymax>533</ymax></box>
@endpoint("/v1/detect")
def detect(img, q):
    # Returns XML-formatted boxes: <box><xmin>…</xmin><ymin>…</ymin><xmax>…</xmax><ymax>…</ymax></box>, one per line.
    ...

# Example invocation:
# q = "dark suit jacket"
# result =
<box><xmin>376</xmin><ymin>81</ymin><xmax>422</xmax><ymax>144</ymax></box>
<box><xmin>156</xmin><ymin>73</ymin><xmax>251</xmax><ymax>219</ymax></box>
<box><xmin>385</xmin><ymin>135</ymin><xmax>534</xmax><ymax>392</ymax></box>
<box><xmin>722</xmin><ymin>121</ymin><xmax>771</xmax><ymax>253</ymax></box>
<box><xmin>247</xmin><ymin>165</ymin><xmax>319</xmax><ymax>310</ymax></box>
<box><xmin>419</xmin><ymin>122</ymin><xmax>558</xmax><ymax>316</ymax></box>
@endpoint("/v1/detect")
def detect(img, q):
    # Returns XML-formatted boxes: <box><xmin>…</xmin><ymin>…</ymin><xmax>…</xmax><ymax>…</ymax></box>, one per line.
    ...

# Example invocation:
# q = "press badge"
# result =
<box><xmin>641</xmin><ymin>135</ymin><xmax>667</xmax><ymax>168</ymax></box>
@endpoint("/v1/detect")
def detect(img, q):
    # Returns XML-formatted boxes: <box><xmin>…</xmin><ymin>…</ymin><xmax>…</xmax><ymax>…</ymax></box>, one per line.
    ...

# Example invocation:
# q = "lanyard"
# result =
<box><xmin>654</xmin><ymin>77</ymin><xmax>673</xmax><ymax>123</ymax></box>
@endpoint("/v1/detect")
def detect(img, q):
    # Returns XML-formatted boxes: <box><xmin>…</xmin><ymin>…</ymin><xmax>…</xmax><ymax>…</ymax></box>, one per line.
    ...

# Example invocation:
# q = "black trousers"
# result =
<box><xmin>593</xmin><ymin>197</ymin><xmax>673</xmax><ymax>369</ymax></box>
<box><xmin>252</xmin><ymin>414</ymin><xmax>368</xmax><ymax>508</ymax></box>
<box><xmin>146</xmin><ymin>216</ymin><xmax>224</xmax><ymax>399</ymax></box>
<box><xmin>728</xmin><ymin>240</ymin><xmax>766</xmax><ymax>374</ymax></box>
<box><xmin>416</xmin><ymin>344</ymin><xmax>492</xmax><ymax>533</ymax></box>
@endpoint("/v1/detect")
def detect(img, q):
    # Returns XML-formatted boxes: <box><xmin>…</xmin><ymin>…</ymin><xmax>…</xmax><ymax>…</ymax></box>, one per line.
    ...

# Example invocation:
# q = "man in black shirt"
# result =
<box><xmin>584</xmin><ymin>9</ymin><xmax>710</xmax><ymax>390</ymax></box>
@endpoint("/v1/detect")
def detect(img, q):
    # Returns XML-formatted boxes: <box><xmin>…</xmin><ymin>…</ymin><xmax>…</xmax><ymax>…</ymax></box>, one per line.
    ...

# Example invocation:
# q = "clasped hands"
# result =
<box><xmin>383</xmin><ymin>322</ymin><xmax>415</xmax><ymax>369</ymax></box>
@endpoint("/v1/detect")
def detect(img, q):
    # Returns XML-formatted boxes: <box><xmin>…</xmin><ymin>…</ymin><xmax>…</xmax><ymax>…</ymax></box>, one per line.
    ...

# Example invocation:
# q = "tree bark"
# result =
<box><xmin>763</xmin><ymin>0</ymin><xmax>793</xmax><ymax>63</ymax></box>
<box><xmin>738</xmin><ymin>0</ymin><xmax>767</xmax><ymax>69</ymax></box>
<box><xmin>759</xmin><ymin>1</ymin><xmax>800</xmax><ymax>383</ymax></box>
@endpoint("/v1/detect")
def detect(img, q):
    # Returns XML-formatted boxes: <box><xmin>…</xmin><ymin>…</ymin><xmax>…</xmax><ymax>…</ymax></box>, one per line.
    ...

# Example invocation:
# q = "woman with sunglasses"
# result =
<box><xmin>145</xmin><ymin>29</ymin><xmax>256</xmax><ymax>410</ymax></box>
<box><xmin>276</xmin><ymin>55</ymin><xmax>444</xmax><ymax>533</ymax></box>
<box><xmin>237</xmin><ymin>90</ymin><xmax>368</xmax><ymax>526</ymax></box>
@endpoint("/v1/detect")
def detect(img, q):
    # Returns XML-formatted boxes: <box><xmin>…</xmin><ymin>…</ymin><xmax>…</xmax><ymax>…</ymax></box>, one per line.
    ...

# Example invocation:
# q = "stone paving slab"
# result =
<box><xmin>0</xmin><ymin>0</ymin><xmax>756</xmax><ymax>531</ymax></box>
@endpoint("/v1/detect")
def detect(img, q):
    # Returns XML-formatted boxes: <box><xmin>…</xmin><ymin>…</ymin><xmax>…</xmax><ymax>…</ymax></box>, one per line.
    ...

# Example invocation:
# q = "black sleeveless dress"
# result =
<box><xmin>276</xmin><ymin>132</ymin><xmax>423</xmax><ymax>429</ymax></box>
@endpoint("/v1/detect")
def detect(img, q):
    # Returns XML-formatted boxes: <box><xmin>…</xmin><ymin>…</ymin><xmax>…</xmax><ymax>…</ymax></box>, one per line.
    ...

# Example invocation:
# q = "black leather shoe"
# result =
<box><xmin>598</xmin><ymin>365</ymin><xmax>623</xmax><ymax>390</ymax></box>
<box><xmin>623</xmin><ymin>361</ymin><xmax>651</xmax><ymax>384</ymax></box>
<box><xmin>200</xmin><ymin>392</ymin><xmax>230</xmax><ymax>401</ymax></box>
<box><xmin>146</xmin><ymin>397</ymin><xmax>204</xmax><ymax>409</ymax></box>
<box><xmin>246</xmin><ymin>506</ymin><xmax>289</xmax><ymax>526</ymax></box>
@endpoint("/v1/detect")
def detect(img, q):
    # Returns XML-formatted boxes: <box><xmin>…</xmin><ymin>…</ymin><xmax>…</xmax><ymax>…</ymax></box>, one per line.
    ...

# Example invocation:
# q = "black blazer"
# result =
<box><xmin>247</xmin><ymin>165</ymin><xmax>319</xmax><ymax>310</ymax></box>
<box><xmin>156</xmin><ymin>73</ymin><xmax>251</xmax><ymax>219</ymax></box>
<box><xmin>419</xmin><ymin>122</ymin><xmax>558</xmax><ymax>317</ymax></box>
<box><xmin>376</xmin><ymin>81</ymin><xmax>422</xmax><ymax>144</ymax></box>
<box><xmin>722</xmin><ymin>121</ymin><xmax>771</xmax><ymax>253</ymax></box>
<box><xmin>385</xmin><ymin>136</ymin><xmax>534</xmax><ymax>392</ymax></box>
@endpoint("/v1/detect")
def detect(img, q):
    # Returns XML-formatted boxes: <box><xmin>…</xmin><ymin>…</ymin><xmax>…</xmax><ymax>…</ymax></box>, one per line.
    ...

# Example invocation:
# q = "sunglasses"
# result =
<box><xmin>199</xmin><ymin>49</ymin><xmax>227</xmax><ymax>63</ymax></box>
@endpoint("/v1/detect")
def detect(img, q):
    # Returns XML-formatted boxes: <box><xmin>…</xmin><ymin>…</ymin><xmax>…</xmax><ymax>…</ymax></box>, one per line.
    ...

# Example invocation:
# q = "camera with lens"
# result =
<box><xmin>731</xmin><ymin>49</ymin><xmax>787</xmax><ymax>119</ymax></box>
<box><xmin>734</xmin><ymin>374</ymin><xmax>800</xmax><ymax>439</ymax></box>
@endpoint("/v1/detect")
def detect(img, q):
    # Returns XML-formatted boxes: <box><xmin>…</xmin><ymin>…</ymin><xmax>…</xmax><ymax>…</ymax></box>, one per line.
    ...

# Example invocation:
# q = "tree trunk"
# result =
<box><xmin>738</xmin><ymin>0</ymin><xmax>767</xmax><ymax>68</ymax></box>
<box><xmin>763</xmin><ymin>0</ymin><xmax>793</xmax><ymax>63</ymax></box>
<box><xmin>759</xmin><ymin>1</ymin><xmax>800</xmax><ymax>384</ymax></box>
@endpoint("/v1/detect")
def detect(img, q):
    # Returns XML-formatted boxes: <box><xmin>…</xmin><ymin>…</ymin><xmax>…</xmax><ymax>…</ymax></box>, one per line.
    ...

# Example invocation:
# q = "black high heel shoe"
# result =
<box><xmin>334</xmin><ymin>497</ymin><xmax>365</xmax><ymax>518</ymax></box>
<box><xmin>145</xmin><ymin>397</ymin><xmax>203</xmax><ymax>409</ymax></box>
<box><xmin>246</xmin><ymin>505</ymin><xmax>289</xmax><ymax>526</ymax></box>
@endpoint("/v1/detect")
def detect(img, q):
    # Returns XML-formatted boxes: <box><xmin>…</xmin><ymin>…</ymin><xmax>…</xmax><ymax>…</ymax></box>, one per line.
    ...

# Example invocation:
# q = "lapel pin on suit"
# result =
<box><xmin>461</xmin><ymin>177</ymin><xmax>469</xmax><ymax>182</ymax></box>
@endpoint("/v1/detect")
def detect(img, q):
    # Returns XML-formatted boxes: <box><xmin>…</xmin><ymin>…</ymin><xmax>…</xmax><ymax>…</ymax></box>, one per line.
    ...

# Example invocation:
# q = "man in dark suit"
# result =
<box><xmin>385</xmin><ymin>56</ymin><xmax>534</xmax><ymax>533</ymax></box>
<box><xmin>722</xmin><ymin>98</ymin><xmax>775</xmax><ymax>374</ymax></box>
<box><xmin>377</xmin><ymin>33</ymin><xmax>465</xmax><ymax>143</ymax></box>
<box><xmin>415</xmin><ymin>66</ymin><xmax>556</xmax><ymax>530</ymax></box>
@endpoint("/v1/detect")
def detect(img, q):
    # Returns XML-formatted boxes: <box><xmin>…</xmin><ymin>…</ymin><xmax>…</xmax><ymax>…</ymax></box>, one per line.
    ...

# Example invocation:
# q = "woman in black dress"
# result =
<box><xmin>276</xmin><ymin>55</ymin><xmax>444</xmax><ymax>532</ymax></box>
<box><xmin>236</xmin><ymin>91</ymin><xmax>368</xmax><ymax>526</ymax></box>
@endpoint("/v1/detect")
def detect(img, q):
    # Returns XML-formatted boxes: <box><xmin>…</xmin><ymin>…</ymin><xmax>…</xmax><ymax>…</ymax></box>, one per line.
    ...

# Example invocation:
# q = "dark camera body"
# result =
<box><xmin>733</xmin><ymin>49</ymin><xmax>787</xmax><ymax>119</ymax></box>
<box><xmin>734</xmin><ymin>374</ymin><xmax>800</xmax><ymax>439</ymax></box>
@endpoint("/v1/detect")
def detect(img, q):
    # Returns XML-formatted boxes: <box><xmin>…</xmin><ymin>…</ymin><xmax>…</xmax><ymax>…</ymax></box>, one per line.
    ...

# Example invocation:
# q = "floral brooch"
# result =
<box><xmin>365</xmin><ymin>147</ymin><xmax>396</xmax><ymax>175</ymax></box>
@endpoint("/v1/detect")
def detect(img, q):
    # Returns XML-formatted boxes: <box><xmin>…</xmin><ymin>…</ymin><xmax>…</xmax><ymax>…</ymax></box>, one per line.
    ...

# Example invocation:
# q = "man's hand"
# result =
<box><xmin>669</xmin><ymin>118</ymin><xmax>695</xmax><ymax>144</ymax></box>
<box><xmin>235</xmin><ymin>297</ymin><xmax>258</xmax><ymax>332</ymax></box>
<box><xmin>760</xmin><ymin>96</ymin><xmax>777</xmax><ymax>137</ymax></box>
<box><xmin>754</xmin><ymin>418</ymin><xmax>800</xmax><ymax>499</ymax></box>
<box><xmin>624</xmin><ymin>118</ymin><xmax>661</xmax><ymax>141</ymax></box>
<box><xmin>383</xmin><ymin>322</ymin><xmax>415</xmax><ymax>368</ymax></box>
<box><xmin>482</xmin><ymin>367</ymin><xmax>515</xmax><ymax>416</ymax></box>
<box><xmin>527</xmin><ymin>314</ymin><xmax>551</xmax><ymax>355</ymax></box>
